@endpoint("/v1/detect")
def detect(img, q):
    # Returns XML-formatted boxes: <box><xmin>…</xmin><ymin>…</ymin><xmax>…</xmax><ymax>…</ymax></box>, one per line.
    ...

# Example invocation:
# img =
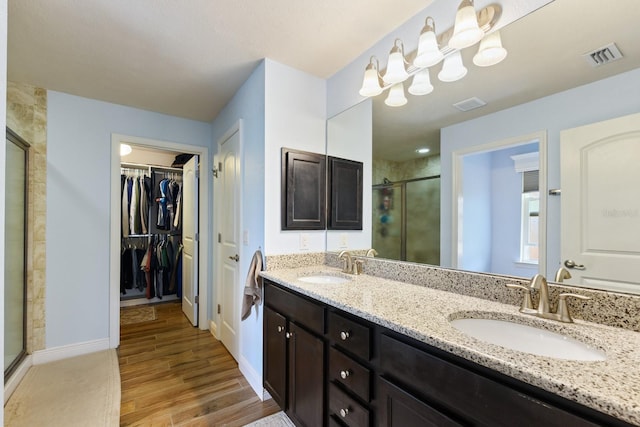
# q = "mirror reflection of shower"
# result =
<box><xmin>372</xmin><ymin>175</ymin><xmax>440</xmax><ymax>264</ymax></box>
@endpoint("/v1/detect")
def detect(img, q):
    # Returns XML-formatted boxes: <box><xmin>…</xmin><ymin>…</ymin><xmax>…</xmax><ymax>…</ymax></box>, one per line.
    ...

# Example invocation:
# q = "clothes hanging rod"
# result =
<box><xmin>121</xmin><ymin>162</ymin><xmax>183</xmax><ymax>172</ymax></box>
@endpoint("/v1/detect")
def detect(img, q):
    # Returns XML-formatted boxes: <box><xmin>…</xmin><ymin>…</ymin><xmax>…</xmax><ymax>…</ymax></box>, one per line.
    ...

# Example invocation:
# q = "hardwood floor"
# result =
<box><xmin>119</xmin><ymin>301</ymin><xmax>280</xmax><ymax>426</ymax></box>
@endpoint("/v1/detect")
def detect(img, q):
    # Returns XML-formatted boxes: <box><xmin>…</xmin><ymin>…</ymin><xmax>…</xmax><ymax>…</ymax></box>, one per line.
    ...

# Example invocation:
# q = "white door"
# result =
<box><xmin>218</xmin><ymin>130</ymin><xmax>241</xmax><ymax>360</ymax></box>
<box><xmin>560</xmin><ymin>112</ymin><xmax>640</xmax><ymax>293</ymax></box>
<box><xmin>182</xmin><ymin>155</ymin><xmax>199</xmax><ymax>325</ymax></box>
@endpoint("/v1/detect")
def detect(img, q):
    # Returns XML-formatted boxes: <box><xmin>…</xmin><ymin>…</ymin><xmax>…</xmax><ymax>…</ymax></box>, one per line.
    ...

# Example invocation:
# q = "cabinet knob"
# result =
<box><xmin>285</xmin><ymin>332</ymin><xmax>294</xmax><ymax>339</ymax></box>
<box><xmin>277</xmin><ymin>326</ymin><xmax>284</xmax><ymax>333</ymax></box>
<box><xmin>340</xmin><ymin>331</ymin><xmax>350</xmax><ymax>341</ymax></box>
<box><xmin>339</xmin><ymin>408</ymin><xmax>350</xmax><ymax>418</ymax></box>
<box><xmin>339</xmin><ymin>369</ymin><xmax>351</xmax><ymax>379</ymax></box>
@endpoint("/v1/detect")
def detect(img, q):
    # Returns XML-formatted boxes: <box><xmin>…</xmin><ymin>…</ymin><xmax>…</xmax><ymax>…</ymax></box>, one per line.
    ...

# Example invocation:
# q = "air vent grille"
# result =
<box><xmin>453</xmin><ymin>97</ymin><xmax>487</xmax><ymax>112</ymax></box>
<box><xmin>583</xmin><ymin>43</ymin><xmax>623</xmax><ymax>67</ymax></box>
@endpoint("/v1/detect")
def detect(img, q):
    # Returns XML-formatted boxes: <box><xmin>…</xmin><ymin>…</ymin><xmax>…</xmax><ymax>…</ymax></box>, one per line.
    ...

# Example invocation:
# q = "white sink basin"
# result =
<box><xmin>450</xmin><ymin>318</ymin><xmax>606</xmax><ymax>361</ymax></box>
<box><xmin>298</xmin><ymin>275</ymin><xmax>351</xmax><ymax>284</ymax></box>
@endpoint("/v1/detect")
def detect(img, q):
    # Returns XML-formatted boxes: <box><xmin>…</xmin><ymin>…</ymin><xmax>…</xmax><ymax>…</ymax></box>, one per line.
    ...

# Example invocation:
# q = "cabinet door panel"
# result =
<box><xmin>378</xmin><ymin>377</ymin><xmax>463</xmax><ymax>427</ymax></box>
<box><xmin>288</xmin><ymin>322</ymin><xmax>324</xmax><ymax>426</ymax></box>
<box><xmin>264</xmin><ymin>306</ymin><xmax>287</xmax><ymax>410</ymax></box>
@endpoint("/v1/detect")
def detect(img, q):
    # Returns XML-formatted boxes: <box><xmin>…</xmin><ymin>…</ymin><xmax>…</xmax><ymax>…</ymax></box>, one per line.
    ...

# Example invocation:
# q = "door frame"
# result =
<box><xmin>213</xmin><ymin>120</ymin><xmax>243</xmax><ymax>349</ymax></box>
<box><xmin>451</xmin><ymin>131</ymin><xmax>547</xmax><ymax>276</ymax></box>
<box><xmin>109</xmin><ymin>134</ymin><xmax>210</xmax><ymax>348</ymax></box>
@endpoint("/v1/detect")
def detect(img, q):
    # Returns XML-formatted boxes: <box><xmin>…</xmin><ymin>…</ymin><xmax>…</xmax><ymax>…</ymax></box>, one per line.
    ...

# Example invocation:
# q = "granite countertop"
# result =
<box><xmin>261</xmin><ymin>265</ymin><xmax>640</xmax><ymax>426</ymax></box>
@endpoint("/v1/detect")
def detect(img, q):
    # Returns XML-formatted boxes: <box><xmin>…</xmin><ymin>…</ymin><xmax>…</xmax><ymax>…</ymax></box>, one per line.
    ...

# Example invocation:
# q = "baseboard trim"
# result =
<box><xmin>4</xmin><ymin>355</ymin><xmax>33</xmax><ymax>404</ymax></box>
<box><xmin>209</xmin><ymin>320</ymin><xmax>218</xmax><ymax>339</ymax></box>
<box><xmin>32</xmin><ymin>338</ymin><xmax>111</xmax><ymax>365</ymax></box>
<box><xmin>239</xmin><ymin>356</ymin><xmax>265</xmax><ymax>400</ymax></box>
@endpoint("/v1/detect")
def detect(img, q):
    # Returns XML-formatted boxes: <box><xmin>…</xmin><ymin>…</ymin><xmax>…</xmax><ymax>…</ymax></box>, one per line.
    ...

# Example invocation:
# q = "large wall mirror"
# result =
<box><xmin>326</xmin><ymin>0</ymin><xmax>640</xmax><ymax>294</ymax></box>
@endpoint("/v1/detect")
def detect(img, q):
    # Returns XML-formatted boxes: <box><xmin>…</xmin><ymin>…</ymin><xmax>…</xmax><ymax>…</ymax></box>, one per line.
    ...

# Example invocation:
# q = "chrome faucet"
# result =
<box><xmin>506</xmin><ymin>274</ymin><xmax>591</xmax><ymax>323</ymax></box>
<box><xmin>366</xmin><ymin>248</ymin><xmax>378</xmax><ymax>257</ymax></box>
<box><xmin>554</xmin><ymin>267</ymin><xmax>572</xmax><ymax>283</ymax></box>
<box><xmin>338</xmin><ymin>251</ymin><xmax>353</xmax><ymax>274</ymax></box>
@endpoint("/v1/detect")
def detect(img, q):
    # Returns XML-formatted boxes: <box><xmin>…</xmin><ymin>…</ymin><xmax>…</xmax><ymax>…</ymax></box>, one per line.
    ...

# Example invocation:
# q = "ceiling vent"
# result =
<box><xmin>583</xmin><ymin>43</ymin><xmax>623</xmax><ymax>67</ymax></box>
<box><xmin>453</xmin><ymin>97</ymin><xmax>487</xmax><ymax>112</ymax></box>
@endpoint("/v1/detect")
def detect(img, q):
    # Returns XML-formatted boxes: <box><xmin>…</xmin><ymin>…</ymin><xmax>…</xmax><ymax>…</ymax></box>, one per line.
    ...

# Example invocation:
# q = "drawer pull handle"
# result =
<box><xmin>277</xmin><ymin>326</ymin><xmax>284</xmax><ymax>333</ymax></box>
<box><xmin>285</xmin><ymin>332</ymin><xmax>294</xmax><ymax>339</ymax></box>
<box><xmin>340</xmin><ymin>369</ymin><xmax>351</xmax><ymax>379</ymax></box>
<box><xmin>339</xmin><ymin>408</ymin><xmax>350</xmax><ymax>418</ymax></box>
<box><xmin>340</xmin><ymin>331</ymin><xmax>351</xmax><ymax>341</ymax></box>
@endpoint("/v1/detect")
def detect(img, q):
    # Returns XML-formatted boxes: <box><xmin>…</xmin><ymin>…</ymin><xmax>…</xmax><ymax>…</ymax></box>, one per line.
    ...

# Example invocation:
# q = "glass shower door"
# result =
<box><xmin>5</xmin><ymin>130</ymin><xmax>28</xmax><ymax>378</ymax></box>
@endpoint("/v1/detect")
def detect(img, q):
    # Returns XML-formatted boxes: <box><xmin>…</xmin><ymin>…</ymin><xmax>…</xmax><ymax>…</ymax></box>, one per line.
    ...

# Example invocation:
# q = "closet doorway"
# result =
<box><xmin>109</xmin><ymin>135</ymin><xmax>210</xmax><ymax>348</ymax></box>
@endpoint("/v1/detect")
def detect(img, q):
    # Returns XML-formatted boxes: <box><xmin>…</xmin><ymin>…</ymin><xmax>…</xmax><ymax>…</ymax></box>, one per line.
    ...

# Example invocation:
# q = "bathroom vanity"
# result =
<box><xmin>261</xmin><ymin>266</ymin><xmax>640</xmax><ymax>427</ymax></box>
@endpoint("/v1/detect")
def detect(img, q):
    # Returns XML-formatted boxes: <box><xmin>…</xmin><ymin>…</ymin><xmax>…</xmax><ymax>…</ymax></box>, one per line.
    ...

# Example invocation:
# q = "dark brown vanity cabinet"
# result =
<box><xmin>264</xmin><ymin>283</ymin><xmax>325</xmax><ymax>426</ymax></box>
<box><xmin>281</xmin><ymin>148</ymin><xmax>326</xmax><ymax>230</ymax></box>
<box><xmin>328</xmin><ymin>157</ymin><xmax>363</xmax><ymax>230</ymax></box>
<box><xmin>264</xmin><ymin>281</ymin><xmax>632</xmax><ymax>427</ymax></box>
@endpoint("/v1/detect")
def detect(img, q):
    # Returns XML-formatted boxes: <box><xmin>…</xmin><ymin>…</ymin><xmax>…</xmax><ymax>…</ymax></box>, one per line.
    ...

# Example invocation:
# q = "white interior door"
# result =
<box><xmin>560</xmin><ymin>112</ymin><xmax>640</xmax><ymax>293</ymax></box>
<box><xmin>219</xmin><ymin>130</ymin><xmax>241</xmax><ymax>360</ymax></box>
<box><xmin>182</xmin><ymin>155</ymin><xmax>199</xmax><ymax>326</ymax></box>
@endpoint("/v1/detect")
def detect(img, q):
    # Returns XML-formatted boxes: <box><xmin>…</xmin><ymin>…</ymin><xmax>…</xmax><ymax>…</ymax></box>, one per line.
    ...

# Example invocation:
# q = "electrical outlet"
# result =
<box><xmin>340</xmin><ymin>233</ymin><xmax>348</xmax><ymax>248</ymax></box>
<box><xmin>300</xmin><ymin>233</ymin><xmax>309</xmax><ymax>250</ymax></box>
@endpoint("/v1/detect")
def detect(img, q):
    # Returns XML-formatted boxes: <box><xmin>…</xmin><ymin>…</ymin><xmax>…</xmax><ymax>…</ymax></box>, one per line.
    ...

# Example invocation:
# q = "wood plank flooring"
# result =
<box><xmin>119</xmin><ymin>301</ymin><xmax>280</xmax><ymax>426</ymax></box>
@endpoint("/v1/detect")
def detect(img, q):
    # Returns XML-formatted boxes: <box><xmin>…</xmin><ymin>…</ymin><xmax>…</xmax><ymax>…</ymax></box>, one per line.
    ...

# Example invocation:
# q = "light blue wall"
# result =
<box><xmin>210</xmin><ymin>60</ymin><xmax>266</xmax><ymax>386</ymax></box>
<box><xmin>46</xmin><ymin>91</ymin><xmax>211</xmax><ymax>348</ymax></box>
<box><xmin>489</xmin><ymin>143</ymin><xmax>538</xmax><ymax>277</ymax></box>
<box><xmin>461</xmin><ymin>152</ymin><xmax>491</xmax><ymax>272</ymax></box>
<box><xmin>441</xmin><ymin>67</ymin><xmax>640</xmax><ymax>277</ymax></box>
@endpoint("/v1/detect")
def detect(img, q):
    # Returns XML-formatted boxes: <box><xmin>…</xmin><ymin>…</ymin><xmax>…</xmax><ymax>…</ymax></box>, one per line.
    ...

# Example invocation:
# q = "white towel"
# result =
<box><xmin>241</xmin><ymin>250</ymin><xmax>264</xmax><ymax>320</ymax></box>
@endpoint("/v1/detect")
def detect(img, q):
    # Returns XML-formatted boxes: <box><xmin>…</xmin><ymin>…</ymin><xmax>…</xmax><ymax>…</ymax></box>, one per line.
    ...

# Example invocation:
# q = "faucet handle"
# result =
<box><xmin>506</xmin><ymin>284</ymin><xmax>534</xmax><ymax>312</ymax></box>
<box><xmin>353</xmin><ymin>259</ymin><xmax>364</xmax><ymax>275</ymax></box>
<box><xmin>557</xmin><ymin>293</ymin><xmax>590</xmax><ymax>323</ymax></box>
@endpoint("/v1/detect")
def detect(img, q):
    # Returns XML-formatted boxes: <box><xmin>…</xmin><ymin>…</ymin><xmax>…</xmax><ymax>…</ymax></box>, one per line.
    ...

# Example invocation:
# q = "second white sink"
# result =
<box><xmin>450</xmin><ymin>318</ymin><xmax>606</xmax><ymax>361</ymax></box>
<box><xmin>298</xmin><ymin>275</ymin><xmax>351</xmax><ymax>284</ymax></box>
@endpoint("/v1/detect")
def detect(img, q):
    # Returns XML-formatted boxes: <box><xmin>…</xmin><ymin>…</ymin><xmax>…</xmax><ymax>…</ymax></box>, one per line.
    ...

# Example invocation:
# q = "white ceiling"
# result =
<box><xmin>7</xmin><ymin>0</ymin><xmax>432</xmax><ymax>122</ymax></box>
<box><xmin>372</xmin><ymin>0</ymin><xmax>640</xmax><ymax>161</ymax></box>
<box><xmin>7</xmin><ymin>0</ymin><xmax>640</xmax><ymax>162</ymax></box>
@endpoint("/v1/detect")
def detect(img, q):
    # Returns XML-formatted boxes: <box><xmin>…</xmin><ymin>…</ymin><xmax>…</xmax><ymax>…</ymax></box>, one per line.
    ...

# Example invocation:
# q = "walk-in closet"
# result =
<box><xmin>119</xmin><ymin>145</ymin><xmax>196</xmax><ymax>309</ymax></box>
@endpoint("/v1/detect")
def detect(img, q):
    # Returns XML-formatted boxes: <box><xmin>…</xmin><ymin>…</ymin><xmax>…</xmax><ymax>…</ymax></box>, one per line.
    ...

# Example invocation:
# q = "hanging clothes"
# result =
<box><xmin>121</xmin><ymin>176</ymin><xmax>130</xmax><ymax>237</ymax></box>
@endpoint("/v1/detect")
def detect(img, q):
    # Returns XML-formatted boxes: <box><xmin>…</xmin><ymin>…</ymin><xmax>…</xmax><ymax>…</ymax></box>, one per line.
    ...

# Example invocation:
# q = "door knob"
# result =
<box><xmin>228</xmin><ymin>254</ymin><xmax>239</xmax><ymax>262</ymax></box>
<box><xmin>564</xmin><ymin>259</ymin><xmax>585</xmax><ymax>270</ymax></box>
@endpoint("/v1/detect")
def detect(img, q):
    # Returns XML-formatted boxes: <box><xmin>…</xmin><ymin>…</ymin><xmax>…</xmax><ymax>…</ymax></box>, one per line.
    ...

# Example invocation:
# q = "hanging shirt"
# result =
<box><xmin>122</xmin><ymin>176</ymin><xmax>130</xmax><ymax>237</ymax></box>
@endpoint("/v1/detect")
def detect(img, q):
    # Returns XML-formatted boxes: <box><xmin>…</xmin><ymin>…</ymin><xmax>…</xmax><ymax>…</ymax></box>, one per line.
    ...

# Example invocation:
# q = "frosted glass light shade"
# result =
<box><xmin>359</xmin><ymin>64</ymin><xmax>383</xmax><ymax>97</ymax></box>
<box><xmin>414</xmin><ymin>19</ymin><xmax>443</xmax><ymax>68</ymax></box>
<box><xmin>438</xmin><ymin>51</ymin><xmax>468</xmax><ymax>82</ymax></box>
<box><xmin>408</xmin><ymin>69</ymin><xmax>434</xmax><ymax>96</ymax></box>
<box><xmin>120</xmin><ymin>144</ymin><xmax>132</xmax><ymax>156</ymax></box>
<box><xmin>383</xmin><ymin>45</ymin><xmax>409</xmax><ymax>84</ymax></box>
<box><xmin>385</xmin><ymin>83</ymin><xmax>407</xmax><ymax>107</ymax></box>
<box><xmin>449</xmin><ymin>0</ymin><xmax>484</xmax><ymax>49</ymax></box>
<box><xmin>473</xmin><ymin>31</ymin><xmax>508</xmax><ymax>67</ymax></box>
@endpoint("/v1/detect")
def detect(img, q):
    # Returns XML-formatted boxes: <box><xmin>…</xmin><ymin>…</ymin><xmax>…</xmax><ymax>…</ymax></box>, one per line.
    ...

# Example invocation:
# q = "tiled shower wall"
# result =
<box><xmin>7</xmin><ymin>82</ymin><xmax>47</xmax><ymax>352</ymax></box>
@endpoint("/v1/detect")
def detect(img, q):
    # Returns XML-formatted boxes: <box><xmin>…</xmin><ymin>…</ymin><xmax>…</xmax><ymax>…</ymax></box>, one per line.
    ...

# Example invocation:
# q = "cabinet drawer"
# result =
<box><xmin>329</xmin><ymin>347</ymin><xmax>371</xmax><ymax>402</ymax></box>
<box><xmin>329</xmin><ymin>383</ymin><xmax>370</xmax><ymax>427</ymax></box>
<box><xmin>379</xmin><ymin>334</ymin><xmax>600</xmax><ymax>427</ymax></box>
<box><xmin>265</xmin><ymin>282</ymin><xmax>324</xmax><ymax>335</ymax></box>
<box><xmin>329</xmin><ymin>312</ymin><xmax>371</xmax><ymax>361</ymax></box>
<box><xmin>377</xmin><ymin>376</ymin><xmax>463</xmax><ymax>427</ymax></box>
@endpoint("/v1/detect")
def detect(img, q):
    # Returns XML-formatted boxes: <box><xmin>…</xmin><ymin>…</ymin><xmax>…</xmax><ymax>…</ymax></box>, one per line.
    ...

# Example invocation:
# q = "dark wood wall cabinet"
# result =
<box><xmin>263</xmin><ymin>280</ymin><xmax>633</xmax><ymax>427</ymax></box>
<box><xmin>281</xmin><ymin>148</ymin><xmax>326</xmax><ymax>230</ymax></box>
<box><xmin>281</xmin><ymin>148</ymin><xmax>363</xmax><ymax>231</ymax></box>
<box><xmin>328</xmin><ymin>157</ymin><xmax>363</xmax><ymax>230</ymax></box>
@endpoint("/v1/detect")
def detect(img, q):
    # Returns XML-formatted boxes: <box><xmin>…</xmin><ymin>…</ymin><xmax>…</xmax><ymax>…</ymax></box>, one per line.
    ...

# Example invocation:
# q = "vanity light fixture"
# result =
<box><xmin>408</xmin><ymin>69</ymin><xmax>434</xmax><ymax>95</ymax></box>
<box><xmin>385</xmin><ymin>82</ymin><xmax>408</xmax><ymax>107</ymax></box>
<box><xmin>438</xmin><ymin>51</ymin><xmax>468</xmax><ymax>82</ymax></box>
<box><xmin>383</xmin><ymin>39</ymin><xmax>409</xmax><ymax>84</ymax></box>
<box><xmin>449</xmin><ymin>0</ymin><xmax>485</xmax><ymax>49</ymax></box>
<box><xmin>357</xmin><ymin>1</ymin><xmax>505</xmax><ymax>107</ymax></box>
<box><xmin>473</xmin><ymin>30</ymin><xmax>507</xmax><ymax>67</ymax></box>
<box><xmin>120</xmin><ymin>143</ymin><xmax>132</xmax><ymax>156</ymax></box>
<box><xmin>359</xmin><ymin>56</ymin><xmax>383</xmax><ymax>97</ymax></box>
<box><xmin>414</xmin><ymin>17</ymin><xmax>444</xmax><ymax>68</ymax></box>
